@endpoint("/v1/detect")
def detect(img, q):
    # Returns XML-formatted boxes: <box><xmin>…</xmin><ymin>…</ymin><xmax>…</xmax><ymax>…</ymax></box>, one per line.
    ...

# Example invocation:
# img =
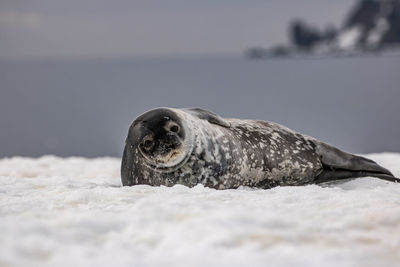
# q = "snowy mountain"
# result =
<box><xmin>247</xmin><ymin>0</ymin><xmax>400</xmax><ymax>58</ymax></box>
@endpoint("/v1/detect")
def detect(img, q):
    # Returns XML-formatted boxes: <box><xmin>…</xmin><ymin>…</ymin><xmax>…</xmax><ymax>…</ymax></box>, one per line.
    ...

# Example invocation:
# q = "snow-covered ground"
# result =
<box><xmin>1</xmin><ymin>154</ymin><xmax>400</xmax><ymax>267</ymax></box>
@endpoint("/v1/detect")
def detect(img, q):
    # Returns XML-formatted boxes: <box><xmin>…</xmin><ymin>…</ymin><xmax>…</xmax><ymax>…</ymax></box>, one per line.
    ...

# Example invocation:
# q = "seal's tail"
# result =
<box><xmin>314</xmin><ymin>142</ymin><xmax>400</xmax><ymax>184</ymax></box>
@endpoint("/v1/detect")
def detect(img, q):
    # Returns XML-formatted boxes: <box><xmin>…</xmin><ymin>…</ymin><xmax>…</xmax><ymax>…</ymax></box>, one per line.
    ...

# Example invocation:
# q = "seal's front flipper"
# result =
<box><xmin>184</xmin><ymin>108</ymin><xmax>230</xmax><ymax>128</ymax></box>
<box><xmin>314</xmin><ymin>142</ymin><xmax>400</xmax><ymax>183</ymax></box>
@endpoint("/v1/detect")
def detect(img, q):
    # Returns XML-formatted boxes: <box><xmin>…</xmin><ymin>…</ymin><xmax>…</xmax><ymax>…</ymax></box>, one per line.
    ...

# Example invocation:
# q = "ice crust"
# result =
<box><xmin>1</xmin><ymin>154</ymin><xmax>400</xmax><ymax>267</ymax></box>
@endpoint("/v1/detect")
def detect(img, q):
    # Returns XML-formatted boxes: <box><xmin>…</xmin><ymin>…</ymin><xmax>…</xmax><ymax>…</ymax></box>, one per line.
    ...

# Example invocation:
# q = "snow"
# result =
<box><xmin>336</xmin><ymin>26</ymin><xmax>362</xmax><ymax>50</ymax></box>
<box><xmin>366</xmin><ymin>18</ymin><xmax>390</xmax><ymax>48</ymax></box>
<box><xmin>1</xmin><ymin>154</ymin><xmax>400</xmax><ymax>267</ymax></box>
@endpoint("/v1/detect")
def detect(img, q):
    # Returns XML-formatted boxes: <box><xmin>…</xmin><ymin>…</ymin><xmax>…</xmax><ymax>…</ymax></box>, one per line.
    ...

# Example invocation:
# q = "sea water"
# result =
<box><xmin>1</xmin><ymin>54</ymin><xmax>399</xmax><ymax>157</ymax></box>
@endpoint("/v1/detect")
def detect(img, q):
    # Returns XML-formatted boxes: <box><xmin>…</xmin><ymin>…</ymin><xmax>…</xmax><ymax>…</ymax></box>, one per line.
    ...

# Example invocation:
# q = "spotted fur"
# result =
<box><xmin>121</xmin><ymin>108</ymin><xmax>398</xmax><ymax>189</ymax></box>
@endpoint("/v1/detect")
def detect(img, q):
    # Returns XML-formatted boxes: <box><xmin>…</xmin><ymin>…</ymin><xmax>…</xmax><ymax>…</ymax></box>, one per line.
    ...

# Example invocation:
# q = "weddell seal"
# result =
<box><xmin>121</xmin><ymin>107</ymin><xmax>399</xmax><ymax>189</ymax></box>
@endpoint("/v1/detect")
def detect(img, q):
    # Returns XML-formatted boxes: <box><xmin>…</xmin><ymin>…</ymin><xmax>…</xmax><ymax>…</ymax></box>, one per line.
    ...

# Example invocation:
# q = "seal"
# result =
<box><xmin>121</xmin><ymin>107</ymin><xmax>399</xmax><ymax>189</ymax></box>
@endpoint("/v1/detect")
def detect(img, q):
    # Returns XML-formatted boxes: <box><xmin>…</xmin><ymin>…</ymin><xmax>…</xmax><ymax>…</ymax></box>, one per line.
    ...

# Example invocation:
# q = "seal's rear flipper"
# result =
<box><xmin>314</xmin><ymin>142</ymin><xmax>400</xmax><ymax>184</ymax></box>
<box><xmin>315</xmin><ymin>170</ymin><xmax>400</xmax><ymax>184</ymax></box>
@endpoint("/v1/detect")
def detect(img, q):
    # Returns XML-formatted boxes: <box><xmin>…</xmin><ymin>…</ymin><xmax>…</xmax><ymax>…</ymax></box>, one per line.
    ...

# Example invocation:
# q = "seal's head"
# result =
<box><xmin>121</xmin><ymin>108</ymin><xmax>194</xmax><ymax>186</ymax></box>
<box><xmin>135</xmin><ymin>108</ymin><xmax>187</xmax><ymax>165</ymax></box>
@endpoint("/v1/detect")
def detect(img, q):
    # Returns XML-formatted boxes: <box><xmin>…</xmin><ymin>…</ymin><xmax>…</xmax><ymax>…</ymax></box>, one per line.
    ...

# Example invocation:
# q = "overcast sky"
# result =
<box><xmin>0</xmin><ymin>0</ymin><xmax>355</xmax><ymax>59</ymax></box>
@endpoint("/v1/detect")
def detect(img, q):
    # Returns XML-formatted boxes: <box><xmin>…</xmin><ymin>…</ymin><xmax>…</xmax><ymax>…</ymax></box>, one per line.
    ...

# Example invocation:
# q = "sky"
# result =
<box><xmin>0</xmin><ymin>0</ymin><xmax>356</xmax><ymax>59</ymax></box>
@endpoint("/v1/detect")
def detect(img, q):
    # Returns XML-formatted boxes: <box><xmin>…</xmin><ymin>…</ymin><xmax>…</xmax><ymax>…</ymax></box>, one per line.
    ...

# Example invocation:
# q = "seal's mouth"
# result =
<box><xmin>154</xmin><ymin>148</ymin><xmax>183</xmax><ymax>165</ymax></box>
<box><xmin>148</xmin><ymin>134</ymin><xmax>184</xmax><ymax>164</ymax></box>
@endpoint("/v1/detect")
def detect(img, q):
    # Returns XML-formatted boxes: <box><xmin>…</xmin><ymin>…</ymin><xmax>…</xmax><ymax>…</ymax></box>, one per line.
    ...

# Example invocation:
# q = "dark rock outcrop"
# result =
<box><xmin>342</xmin><ymin>0</ymin><xmax>400</xmax><ymax>49</ymax></box>
<box><xmin>247</xmin><ymin>0</ymin><xmax>400</xmax><ymax>58</ymax></box>
<box><xmin>382</xmin><ymin>0</ymin><xmax>400</xmax><ymax>43</ymax></box>
<box><xmin>290</xmin><ymin>20</ymin><xmax>323</xmax><ymax>50</ymax></box>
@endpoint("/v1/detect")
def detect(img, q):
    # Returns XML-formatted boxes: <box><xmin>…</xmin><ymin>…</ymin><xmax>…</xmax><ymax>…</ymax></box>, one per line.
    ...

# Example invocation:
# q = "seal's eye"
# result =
<box><xmin>164</xmin><ymin>121</ymin><xmax>180</xmax><ymax>134</ymax></box>
<box><xmin>144</xmin><ymin>140</ymin><xmax>153</xmax><ymax>148</ymax></box>
<box><xmin>141</xmin><ymin>136</ymin><xmax>154</xmax><ymax>150</ymax></box>
<box><xmin>170</xmin><ymin>125</ymin><xmax>180</xmax><ymax>133</ymax></box>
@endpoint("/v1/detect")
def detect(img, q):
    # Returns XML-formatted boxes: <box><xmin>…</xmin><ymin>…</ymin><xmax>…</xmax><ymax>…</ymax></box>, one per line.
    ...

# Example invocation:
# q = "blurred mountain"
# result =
<box><xmin>247</xmin><ymin>0</ymin><xmax>400</xmax><ymax>58</ymax></box>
